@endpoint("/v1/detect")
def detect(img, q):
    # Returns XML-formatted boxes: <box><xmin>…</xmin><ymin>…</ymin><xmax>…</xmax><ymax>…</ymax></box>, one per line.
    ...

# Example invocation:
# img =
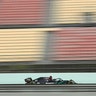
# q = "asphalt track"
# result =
<box><xmin>0</xmin><ymin>84</ymin><xmax>96</xmax><ymax>96</ymax></box>
<box><xmin>0</xmin><ymin>92</ymin><xmax>96</xmax><ymax>96</ymax></box>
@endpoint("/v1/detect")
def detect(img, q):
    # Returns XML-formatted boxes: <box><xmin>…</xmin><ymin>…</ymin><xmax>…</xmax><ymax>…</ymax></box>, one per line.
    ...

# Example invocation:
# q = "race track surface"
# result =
<box><xmin>0</xmin><ymin>84</ymin><xmax>96</xmax><ymax>96</ymax></box>
<box><xmin>0</xmin><ymin>92</ymin><xmax>96</xmax><ymax>96</ymax></box>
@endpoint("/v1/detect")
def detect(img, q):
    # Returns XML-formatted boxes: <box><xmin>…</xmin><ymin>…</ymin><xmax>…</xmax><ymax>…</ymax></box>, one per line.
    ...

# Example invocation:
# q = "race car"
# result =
<box><xmin>24</xmin><ymin>76</ymin><xmax>77</xmax><ymax>85</ymax></box>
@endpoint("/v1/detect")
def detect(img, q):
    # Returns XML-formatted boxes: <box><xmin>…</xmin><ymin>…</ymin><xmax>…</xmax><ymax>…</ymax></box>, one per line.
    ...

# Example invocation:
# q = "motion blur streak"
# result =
<box><xmin>0</xmin><ymin>92</ymin><xmax>96</xmax><ymax>96</ymax></box>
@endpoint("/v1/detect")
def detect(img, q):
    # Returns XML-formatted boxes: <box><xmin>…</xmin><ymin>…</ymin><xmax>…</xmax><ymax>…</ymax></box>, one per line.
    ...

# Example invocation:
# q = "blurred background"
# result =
<box><xmin>0</xmin><ymin>0</ymin><xmax>96</xmax><ymax>73</ymax></box>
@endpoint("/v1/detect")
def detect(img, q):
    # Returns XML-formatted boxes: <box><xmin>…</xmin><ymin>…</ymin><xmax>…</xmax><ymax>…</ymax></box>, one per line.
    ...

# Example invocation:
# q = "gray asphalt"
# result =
<box><xmin>0</xmin><ymin>85</ymin><xmax>96</xmax><ymax>96</ymax></box>
<box><xmin>0</xmin><ymin>92</ymin><xmax>96</xmax><ymax>96</ymax></box>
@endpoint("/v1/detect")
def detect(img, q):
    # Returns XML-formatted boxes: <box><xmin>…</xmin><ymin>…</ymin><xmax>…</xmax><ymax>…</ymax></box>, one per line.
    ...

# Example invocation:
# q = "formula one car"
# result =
<box><xmin>24</xmin><ymin>76</ymin><xmax>77</xmax><ymax>85</ymax></box>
